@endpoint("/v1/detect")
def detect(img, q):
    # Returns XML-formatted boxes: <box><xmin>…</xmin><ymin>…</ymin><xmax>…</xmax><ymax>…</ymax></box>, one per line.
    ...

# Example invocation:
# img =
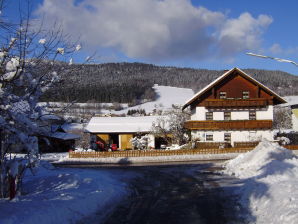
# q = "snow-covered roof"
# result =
<box><xmin>85</xmin><ymin>116</ymin><xmax>163</xmax><ymax>133</ymax></box>
<box><xmin>183</xmin><ymin>67</ymin><xmax>287</xmax><ymax>109</ymax></box>
<box><xmin>40</xmin><ymin>114</ymin><xmax>63</xmax><ymax>121</ymax></box>
<box><xmin>49</xmin><ymin>132</ymin><xmax>80</xmax><ymax>140</ymax></box>
<box><xmin>62</xmin><ymin>123</ymin><xmax>84</xmax><ymax>132</ymax></box>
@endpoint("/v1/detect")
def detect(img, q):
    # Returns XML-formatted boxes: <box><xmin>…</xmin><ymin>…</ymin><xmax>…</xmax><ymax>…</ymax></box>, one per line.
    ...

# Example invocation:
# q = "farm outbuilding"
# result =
<box><xmin>85</xmin><ymin>116</ymin><xmax>167</xmax><ymax>150</ymax></box>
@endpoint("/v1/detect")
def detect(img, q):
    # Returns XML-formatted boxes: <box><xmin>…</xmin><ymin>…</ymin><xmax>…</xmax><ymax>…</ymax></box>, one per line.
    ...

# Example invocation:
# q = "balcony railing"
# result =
<box><xmin>184</xmin><ymin>120</ymin><xmax>272</xmax><ymax>130</ymax></box>
<box><xmin>203</xmin><ymin>98</ymin><xmax>270</xmax><ymax>108</ymax></box>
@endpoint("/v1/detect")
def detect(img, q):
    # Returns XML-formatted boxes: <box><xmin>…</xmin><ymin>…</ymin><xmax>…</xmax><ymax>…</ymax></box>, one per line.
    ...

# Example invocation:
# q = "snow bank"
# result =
<box><xmin>0</xmin><ymin>161</ymin><xmax>136</xmax><ymax>224</ymax></box>
<box><xmin>224</xmin><ymin>140</ymin><xmax>298</xmax><ymax>224</ymax></box>
<box><xmin>225</xmin><ymin>140</ymin><xmax>295</xmax><ymax>178</ymax></box>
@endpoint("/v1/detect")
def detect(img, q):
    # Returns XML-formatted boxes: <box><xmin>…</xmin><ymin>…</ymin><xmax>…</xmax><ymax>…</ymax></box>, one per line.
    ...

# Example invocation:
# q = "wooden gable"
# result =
<box><xmin>184</xmin><ymin>68</ymin><xmax>286</xmax><ymax>110</ymax></box>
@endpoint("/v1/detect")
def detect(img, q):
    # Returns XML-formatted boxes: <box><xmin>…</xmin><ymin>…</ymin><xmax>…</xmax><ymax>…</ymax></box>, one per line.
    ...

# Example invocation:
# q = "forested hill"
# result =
<box><xmin>42</xmin><ymin>62</ymin><xmax>298</xmax><ymax>104</ymax></box>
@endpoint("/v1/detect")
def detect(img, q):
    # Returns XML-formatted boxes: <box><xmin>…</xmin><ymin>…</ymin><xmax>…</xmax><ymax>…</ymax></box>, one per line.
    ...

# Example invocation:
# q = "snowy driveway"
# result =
<box><xmin>82</xmin><ymin>162</ymin><xmax>248</xmax><ymax>224</ymax></box>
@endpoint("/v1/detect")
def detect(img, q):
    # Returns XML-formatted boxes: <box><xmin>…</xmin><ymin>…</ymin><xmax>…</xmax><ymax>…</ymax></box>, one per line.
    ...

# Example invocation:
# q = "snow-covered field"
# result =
<box><xmin>40</xmin><ymin>84</ymin><xmax>194</xmax><ymax>117</ymax></box>
<box><xmin>113</xmin><ymin>84</ymin><xmax>194</xmax><ymax>114</ymax></box>
<box><xmin>224</xmin><ymin>140</ymin><xmax>298</xmax><ymax>224</ymax></box>
<box><xmin>0</xmin><ymin>160</ymin><xmax>137</xmax><ymax>224</ymax></box>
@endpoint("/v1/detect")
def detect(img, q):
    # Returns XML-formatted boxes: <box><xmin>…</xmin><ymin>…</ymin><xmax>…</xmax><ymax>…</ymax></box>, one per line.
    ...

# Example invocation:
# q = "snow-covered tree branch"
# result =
<box><xmin>151</xmin><ymin>105</ymin><xmax>190</xmax><ymax>146</ymax></box>
<box><xmin>0</xmin><ymin>1</ymin><xmax>83</xmax><ymax>199</ymax></box>
<box><xmin>273</xmin><ymin>106</ymin><xmax>292</xmax><ymax>130</ymax></box>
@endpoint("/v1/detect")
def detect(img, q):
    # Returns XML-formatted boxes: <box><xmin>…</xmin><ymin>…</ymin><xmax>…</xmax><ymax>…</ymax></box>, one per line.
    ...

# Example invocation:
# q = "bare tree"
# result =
<box><xmin>151</xmin><ymin>105</ymin><xmax>190</xmax><ymax>146</ymax></box>
<box><xmin>273</xmin><ymin>107</ymin><xmax>292</xmax><ymax>130</ymax></box>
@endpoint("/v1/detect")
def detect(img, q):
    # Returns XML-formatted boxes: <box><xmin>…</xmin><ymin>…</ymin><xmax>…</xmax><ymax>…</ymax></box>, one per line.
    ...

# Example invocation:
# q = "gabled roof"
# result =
<box><xmin>85</xmin><ymin>116</ymin><xmax>165</xmax><ymax>133</ymax></box>
<box><xmin>183</xmin><ymin>67</ymin><xmax>287</xmax><ymax>109</ymax></box>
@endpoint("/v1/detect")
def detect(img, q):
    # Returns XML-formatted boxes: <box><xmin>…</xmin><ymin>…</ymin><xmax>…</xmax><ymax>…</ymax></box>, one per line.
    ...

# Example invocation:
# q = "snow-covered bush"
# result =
<box><xmin>276</xmin><ymin>136</ymin><xmax>291</xmax><ymax>145</ymax></box>
<box><xmin>74</xmin><ymin>148</ymin><xmax>95</xmax><ymax>152</ymax></box>
<box><xmin>130</xmin><ymin>135</ymin><xmax>149</xmax><ymax>150</ymax></box>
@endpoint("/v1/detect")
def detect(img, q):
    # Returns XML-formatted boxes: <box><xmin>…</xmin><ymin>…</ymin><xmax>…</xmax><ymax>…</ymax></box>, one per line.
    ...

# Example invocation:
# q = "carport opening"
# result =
<box><xmin>110</xmin><ymin>134</ymin><xmax>119</xmax><ymax>148</ymax></box>
<box><xmin>155</xmin><ymin>137</ymin><xmax>168</xmax><ymax>149</ymax></box>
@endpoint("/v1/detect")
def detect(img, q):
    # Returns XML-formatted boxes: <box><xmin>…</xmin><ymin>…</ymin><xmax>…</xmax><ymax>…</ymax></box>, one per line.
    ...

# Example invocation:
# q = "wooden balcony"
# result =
<box><xmin>184</xmin><ymin>120</ymin><xmax>272</xmax><ymax>130</ymax></box>
<box><xmin>203</xmin><ymin>98</ymin><xmax>270</xmax><ymax>108</ymax></box>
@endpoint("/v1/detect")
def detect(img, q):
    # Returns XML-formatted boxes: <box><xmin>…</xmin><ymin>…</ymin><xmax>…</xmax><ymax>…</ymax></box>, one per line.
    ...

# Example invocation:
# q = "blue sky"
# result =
<box><xmin>5</xmin><ymin>0</ymin><xmax>298</xmax><ymax>75</ymax></box>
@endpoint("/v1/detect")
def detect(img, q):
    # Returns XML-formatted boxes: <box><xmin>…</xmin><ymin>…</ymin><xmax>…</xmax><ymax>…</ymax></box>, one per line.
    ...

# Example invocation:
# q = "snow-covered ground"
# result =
<box><xmin>224</xmin><ymin>140</ymin><xmax>298</xmax><ymax>224</ymax></box>
<box><xmin>0</xmin><ymin>160</ymin><xmax>137</xmax><ymax>224</ymax></box>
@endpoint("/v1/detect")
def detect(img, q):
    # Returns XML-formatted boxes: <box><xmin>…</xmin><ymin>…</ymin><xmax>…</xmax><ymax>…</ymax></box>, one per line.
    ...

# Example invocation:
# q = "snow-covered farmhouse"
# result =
<box><xmin>85</xmin><ymin>116</ymin><xmax>165</xmax><ymax>150</ymax></box>
<box><xmin>183</xmin><ymin>67</ymin><xmax>287</xmax><ymax>147</ymax></box>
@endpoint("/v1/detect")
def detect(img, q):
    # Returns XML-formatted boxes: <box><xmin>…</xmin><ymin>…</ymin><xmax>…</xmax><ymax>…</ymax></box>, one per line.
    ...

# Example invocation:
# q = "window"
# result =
<box><xmin>224</xmin><ymin>112</ymin><xmax>231</xmax><ymax>120</ymax></box>
<box><xmin>243</xmin><ymin>91</ymin><xmax>250</xmax><ymax>99</ymax></box>
<box><xmin>206</xmin><ymin>112</ymin><xmax>213</xmax><ymax>120</ymax></box>
<box><xmin>224</xmin><ymin>133</ymin><xmax>231</xmax><ymax>142</ymax></box>
<box><xmin>249</xmin><ymin>111</ymin><xmax>256</xmax><ymax>120</ymax></box>
<box><xmin>206</xmin><ymin>134</ymin><xmax>213</xmax><ymax>141</ymax></box>
<box><xmin>219</xmin><ymin>91</ymin><xmax>227</xmax><ymax>99</ymax></box>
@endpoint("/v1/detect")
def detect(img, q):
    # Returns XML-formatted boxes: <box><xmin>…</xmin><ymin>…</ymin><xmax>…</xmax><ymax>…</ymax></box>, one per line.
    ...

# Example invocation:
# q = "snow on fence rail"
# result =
<box><xmin>69</xmin><ymin>148</ymin><xmax>255</xmax><ymax>158</ymax></box>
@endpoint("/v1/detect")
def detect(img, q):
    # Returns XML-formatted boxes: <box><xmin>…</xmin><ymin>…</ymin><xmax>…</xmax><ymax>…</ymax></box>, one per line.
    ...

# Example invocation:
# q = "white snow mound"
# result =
<box><xmin>224</xmin><ymin>140</ymin><xmax>298</xmax><ymax>224</ymax></box>
<box><xmin>225</xmin><ymin>140</ymin><xmax>295</xmax><ymax>178</ymax></box>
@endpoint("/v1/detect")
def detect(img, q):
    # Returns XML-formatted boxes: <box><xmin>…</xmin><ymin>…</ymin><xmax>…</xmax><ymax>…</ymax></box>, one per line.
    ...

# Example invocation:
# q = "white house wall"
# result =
<box><xmin>148</xmin><ymin>134</ymin><xmax>155</xmax><ymax>148</ymax></box>
<box><xmin>257</xmin><ymin>105</ymin><xmax>273</xmax><ymax>120</ymax></box>
<box><xmin>292</xmin><ymin>110</ymin><xmax>298</xmax><ymax>132</ymax></box>
<box><xmin>192</xmin><ymin>106</ymin><xmax>273</xmax><ymax>121</ymax></box>
<box><xmin>191</xmin><ymin>130</ymin><xmax>273</xmax><ymax>146</ymax></box>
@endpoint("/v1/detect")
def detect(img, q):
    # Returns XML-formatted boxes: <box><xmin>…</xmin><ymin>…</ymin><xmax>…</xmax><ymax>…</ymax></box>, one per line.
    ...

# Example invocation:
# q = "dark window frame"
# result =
<box><xmin>219</xmin><ymin>91</ymin><xmax>227</xmax><ymax>99</ymax></box>
<box><xmin>206</xmin><ymin>134</ymin><xmax>213</xmax><ymax>141</ymax></box>
<box><xmin>224</xmin><ymin>112</ymin><xmax>231</xmax><ymax>120</ymax></box>
<box><xmin>243</xmin><ymin>91</ymin><xmax>250</xmax><ymax>99</ymax></box>
<box><xmin>224</xmin><ymin>133</ymin><xmax>231</xmax><ymax>142</ymax></box>
<box><xmin>249</xmin><ymin>111</ymin><xmax>256</xmax><ymax>120</ymax></box>
<box><xmin>206</xmin><ymin>112</ymin><xmax>213</xmax><ymax>120</ymax></box>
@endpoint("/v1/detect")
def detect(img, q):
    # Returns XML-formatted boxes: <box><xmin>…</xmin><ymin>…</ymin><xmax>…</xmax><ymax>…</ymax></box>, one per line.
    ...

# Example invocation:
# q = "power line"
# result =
<box><xmin>246</xmin><ymin>52</ymin><xmax>298</xmax><ymax>67</ymax></box>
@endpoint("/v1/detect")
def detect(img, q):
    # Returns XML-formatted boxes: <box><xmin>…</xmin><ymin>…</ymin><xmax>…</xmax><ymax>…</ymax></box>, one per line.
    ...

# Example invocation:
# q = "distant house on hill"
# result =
<box><xmin>85</xmin><ymin>116</ymin><xmax>167</xmax><ymax>150</ymax></box>
<box><xmin>182</xmin><ymin>67</ymin><xmax>287</xmax><ymax>148</ymax></box>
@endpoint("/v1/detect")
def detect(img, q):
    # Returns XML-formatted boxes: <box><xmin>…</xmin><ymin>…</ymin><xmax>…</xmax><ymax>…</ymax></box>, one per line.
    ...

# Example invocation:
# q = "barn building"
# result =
<box><xmin>182</xmin><ymin>67</ymin><xmax>287</xmax><ymax>148</ymax></box>
<box><xmin>85</xmin><ymin>116</ymin><xmax>167</xmax><ymax>150</ymax></box>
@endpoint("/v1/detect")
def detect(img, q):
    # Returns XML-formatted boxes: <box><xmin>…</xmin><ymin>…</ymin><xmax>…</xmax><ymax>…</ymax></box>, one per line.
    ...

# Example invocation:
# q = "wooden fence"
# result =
<box><xmin>69</xmin><ymin>148</ymin><xmax>254</xmax><ymax>158</ymax></box>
